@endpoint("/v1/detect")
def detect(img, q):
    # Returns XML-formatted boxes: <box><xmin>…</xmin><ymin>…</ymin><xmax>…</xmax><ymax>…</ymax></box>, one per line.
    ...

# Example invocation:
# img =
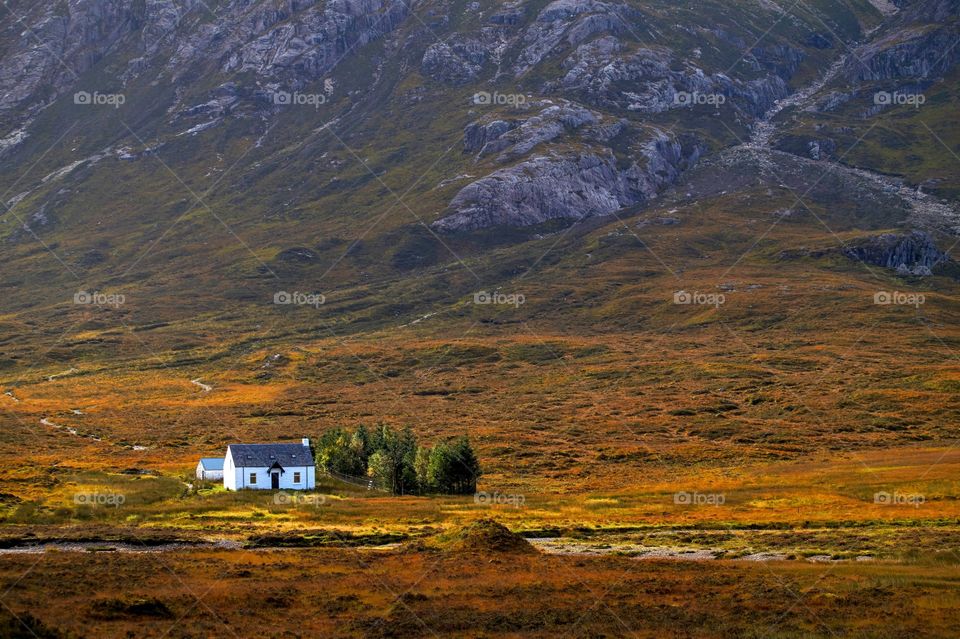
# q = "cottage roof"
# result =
<box><xmin>227</xmin><ymin>443</ymin><xmax>314</xmax><ymax>468</ymax></box>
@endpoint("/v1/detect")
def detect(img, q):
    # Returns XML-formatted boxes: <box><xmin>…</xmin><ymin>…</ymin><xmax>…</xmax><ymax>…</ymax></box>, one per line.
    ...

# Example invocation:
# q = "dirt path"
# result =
<box><xmin>40</xmin><ymin>416</ymin><xmax>105</xmax><ymax>442</ymax></box>
<box><xmin>40</xmin><ymin>417</ymin><xmax>80</xmax><ymax>437</ymax></box>
<box><xmin>47</xmin><ymin>367</ymin><xmax>78</xmax><ymax>381</ymax></box>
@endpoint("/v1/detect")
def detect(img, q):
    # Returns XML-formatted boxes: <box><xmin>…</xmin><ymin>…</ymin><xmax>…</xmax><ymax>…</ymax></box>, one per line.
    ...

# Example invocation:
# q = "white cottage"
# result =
<box><xmin>223</xmin><ymin>438</ymin><xmax>316</xmax><ymax>490</ymax></box>
<box><xmin>196</xmin><ymin>457</ymin><xmax>225</xmax><ymax>481</ymax></box>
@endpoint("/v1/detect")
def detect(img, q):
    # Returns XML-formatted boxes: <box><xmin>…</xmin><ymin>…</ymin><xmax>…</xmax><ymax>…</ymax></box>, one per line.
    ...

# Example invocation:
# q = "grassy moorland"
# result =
<box><xmin>2</xmin><ymin>542</ymin><xmax>960</xmax><ymax>638</ymax></box>
<box><xmin>2</xmin><ymin>193</ymin><xmax>960</xmax><ymax>636</ymax></box>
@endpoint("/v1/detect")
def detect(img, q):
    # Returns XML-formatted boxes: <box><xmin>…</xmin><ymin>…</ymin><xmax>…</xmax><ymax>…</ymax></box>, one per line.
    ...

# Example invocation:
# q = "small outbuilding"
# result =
<box><xmin>196</xmin><ymin>457</ymin><xmax>225</xmax><ymax>481</ymax></box>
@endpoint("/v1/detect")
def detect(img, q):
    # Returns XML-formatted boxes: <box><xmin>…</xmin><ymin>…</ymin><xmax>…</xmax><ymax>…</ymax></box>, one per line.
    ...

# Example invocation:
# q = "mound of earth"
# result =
<box><xmin>448</xmin><ymin>519</ymin><xmax>537</xmax><ymax>554</ymax></box>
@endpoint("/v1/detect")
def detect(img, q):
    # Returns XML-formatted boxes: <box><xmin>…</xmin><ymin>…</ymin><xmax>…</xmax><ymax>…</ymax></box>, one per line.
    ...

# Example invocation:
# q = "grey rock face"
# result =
<box><xmin>489</xmin><ymin>3</ymin><xmax>526</xmax><ymax>25</ymax></box>
<box><xmin>558</xmin><ymin>41</ymin><xmax>791</xmax><ymax>118</ymax></box>
<box><xmin>0</xmin><ymin>0</ymin><xmax>409</xmax><ymax>137</ymax></box>
<box><xmin>464</xmin><ymin>120</ymin><xmax>519</xmax><ymax>153</ymax></box>
<box><xmin>843</xmin><ymin>0</ymin><xmax>960</xmax><ymax>84</ymax></box>
<box><xmin>513</xmin><ymin>0</ymin><xmax>640</xmax><ymax>76</ymax></box>
<box><xmin>0</xmin><ymin>0</ymin><xmax>931</xmax><ymax>250</ymax></box>
<box><xmin>422</xmin><ymin>35</ymin><xmax>488</xmax><ymax>85</ymax></box>
<box><xmin>433</xmin><ymin>130</ymin><xmax>702</xmax><ymax>231</ymax></box>
<box><xmin>747</xmin><ymin>44</ymin><xmax>806</xmax><ymax>80</ymax></box>
<box><xmin>842</xmin><ymin>231</ymin><xmax>948</xmax><ymax>275</ymax></box>
<box><xmin>136</xmin><ymin>0</ymin><xmax>197</xmax><ymax>57</ymax></box>
<box><xmin>434</xmin><ymin>151</ymin><xmax>634</xmax><ymax>231</ymax></box>
<box><xmin>0</xmin><ymin>1</ymin><xmax>138</xmax><ymax>119</ymax></box>
<box><xmin>175</xmin><ymin>82</ymin><xmax>241</xmax><ymax>119</ymax></box>
<box><xmin>463</xmin><ymin>102</ymin><xmax>599</xmax><ymax>161</ymax></box>
<box><xmin>850</xmin><ymin>28</ymin><xmax>960</xmax><ymax>81</ymax></box>
<box><xmin>214</xmin><ymin>0</ymin><xmax>410</xmax><ymax>82</ymax></box>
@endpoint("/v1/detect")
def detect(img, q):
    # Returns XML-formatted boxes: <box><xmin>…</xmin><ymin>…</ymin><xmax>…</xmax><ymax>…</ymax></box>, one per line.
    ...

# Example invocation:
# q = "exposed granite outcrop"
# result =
<box><xmin>212</xmin><ymin>0</ymin><xmax>410</xmax><ymax>81</ymax></box>
<box><xmin>849</xmin><ymin>27</ymin><xmax>960</xmax><ymax>82</ymax></box>
<box><xmin>512</xmin><ymin>0</ymin><xmax>643</xmax><ymax>76</ymax></box>
<box><xmin>842</xmin><ymin>0</ymin><xmax>960</xmax><ymax>83</ymax></box>
<box><xmin>557</xmin><ymin>39</ymin><xmax>792</xmax><ymax>118</ymax></box>
<box><xmin>463</xmin><ymin>102</ymin><xmax>601</xmax><ymax>161</ymax></box>
<box><xmin>0</xmin><ymin>1</ymin><xmax>141</xmax><ymax>119</ymax></box>
<box><xmin>464</xmin><ymin>120</ymin><xmax>519</xmax><ymax>153</ymax></box>
<box><xmin>0</xmin><ymin>0</ymin><xmax>410</xmax><ymax>137</ymax></box>
<box><xmin>421</xmin><ymin>35</ymin><xmax>489</xmax><ymax>85</ymax></box>
<box><xmin>842</xmin><ymin>231</ymin><xmax>948</xmax><ymax>275</ymax></box>
<box><xmin>433</xmin><ymin>129</ymin><xmax>703</xmax><ymax>231</ymax></box>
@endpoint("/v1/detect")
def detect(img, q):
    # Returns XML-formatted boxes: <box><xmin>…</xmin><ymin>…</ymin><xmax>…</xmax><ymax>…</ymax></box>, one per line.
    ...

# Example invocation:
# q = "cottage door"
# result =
<box><xmin>271</xmin><ymin>472</ymin><xmax>280</xmax><ymax>489</ymax></box>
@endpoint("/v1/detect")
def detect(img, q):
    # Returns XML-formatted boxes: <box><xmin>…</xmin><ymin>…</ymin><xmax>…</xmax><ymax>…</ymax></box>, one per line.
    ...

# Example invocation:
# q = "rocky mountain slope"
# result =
<box><xmin>769</xmin><ymin>0</ymin><xmax>960</xmax><ymax>199</ymax></box>
<box><xmin>0</xmin><ymin>0</ymin><xmax>957</xmax><ymax>360</ymax></box>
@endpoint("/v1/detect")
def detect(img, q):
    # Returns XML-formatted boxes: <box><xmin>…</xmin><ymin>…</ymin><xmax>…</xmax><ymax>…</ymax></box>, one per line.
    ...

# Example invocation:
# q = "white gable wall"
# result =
<box><xmin>224</xmin><ymin>448</ymin><xmax>240</xmax><ymax>490</ymax></box>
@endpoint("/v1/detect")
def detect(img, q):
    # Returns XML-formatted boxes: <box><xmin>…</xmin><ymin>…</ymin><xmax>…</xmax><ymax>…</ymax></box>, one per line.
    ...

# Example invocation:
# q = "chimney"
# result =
<box><xmin>302</xmin><ymin>437</ymin><xmax>310</xmax><ymax>448</ymax></box>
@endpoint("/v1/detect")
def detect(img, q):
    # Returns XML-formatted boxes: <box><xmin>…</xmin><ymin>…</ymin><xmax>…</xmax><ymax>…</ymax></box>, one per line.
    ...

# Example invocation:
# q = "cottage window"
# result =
<box><xmin>249</xmin><ymin>473</ymin><xmax>257</xmax><ymax>484</ymax></box>
<box><xmin>293</xmin><ymin>472</ymin><xmax>301</xmax><ymax>483</ymax></box>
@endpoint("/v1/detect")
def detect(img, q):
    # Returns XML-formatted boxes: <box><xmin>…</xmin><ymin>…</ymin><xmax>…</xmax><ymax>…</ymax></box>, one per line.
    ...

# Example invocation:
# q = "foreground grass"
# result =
<box><xmin>1</xmin><ymin>546</ymin><xmax>959</xmax><ymax>638</ymax></box>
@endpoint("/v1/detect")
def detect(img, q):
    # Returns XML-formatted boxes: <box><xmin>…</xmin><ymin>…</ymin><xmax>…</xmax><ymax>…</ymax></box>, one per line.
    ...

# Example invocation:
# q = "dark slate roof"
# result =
<box><xmin>227</xmin><ymin>443</ymin><xmax>314</xmax><ymax>468</ymax></box>
<box><xmin>198</xmin><ymin>457</ymin><xmax>224</xmax><ymax>470</ymax></box>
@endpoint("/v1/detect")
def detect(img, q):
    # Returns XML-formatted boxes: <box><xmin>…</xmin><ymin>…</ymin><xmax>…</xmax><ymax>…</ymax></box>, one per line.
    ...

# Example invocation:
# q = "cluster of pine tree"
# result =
<box><xmin>315</xmin><ymin>425</ymin><xmax>481</xmax><ymax>495</ymax></box>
